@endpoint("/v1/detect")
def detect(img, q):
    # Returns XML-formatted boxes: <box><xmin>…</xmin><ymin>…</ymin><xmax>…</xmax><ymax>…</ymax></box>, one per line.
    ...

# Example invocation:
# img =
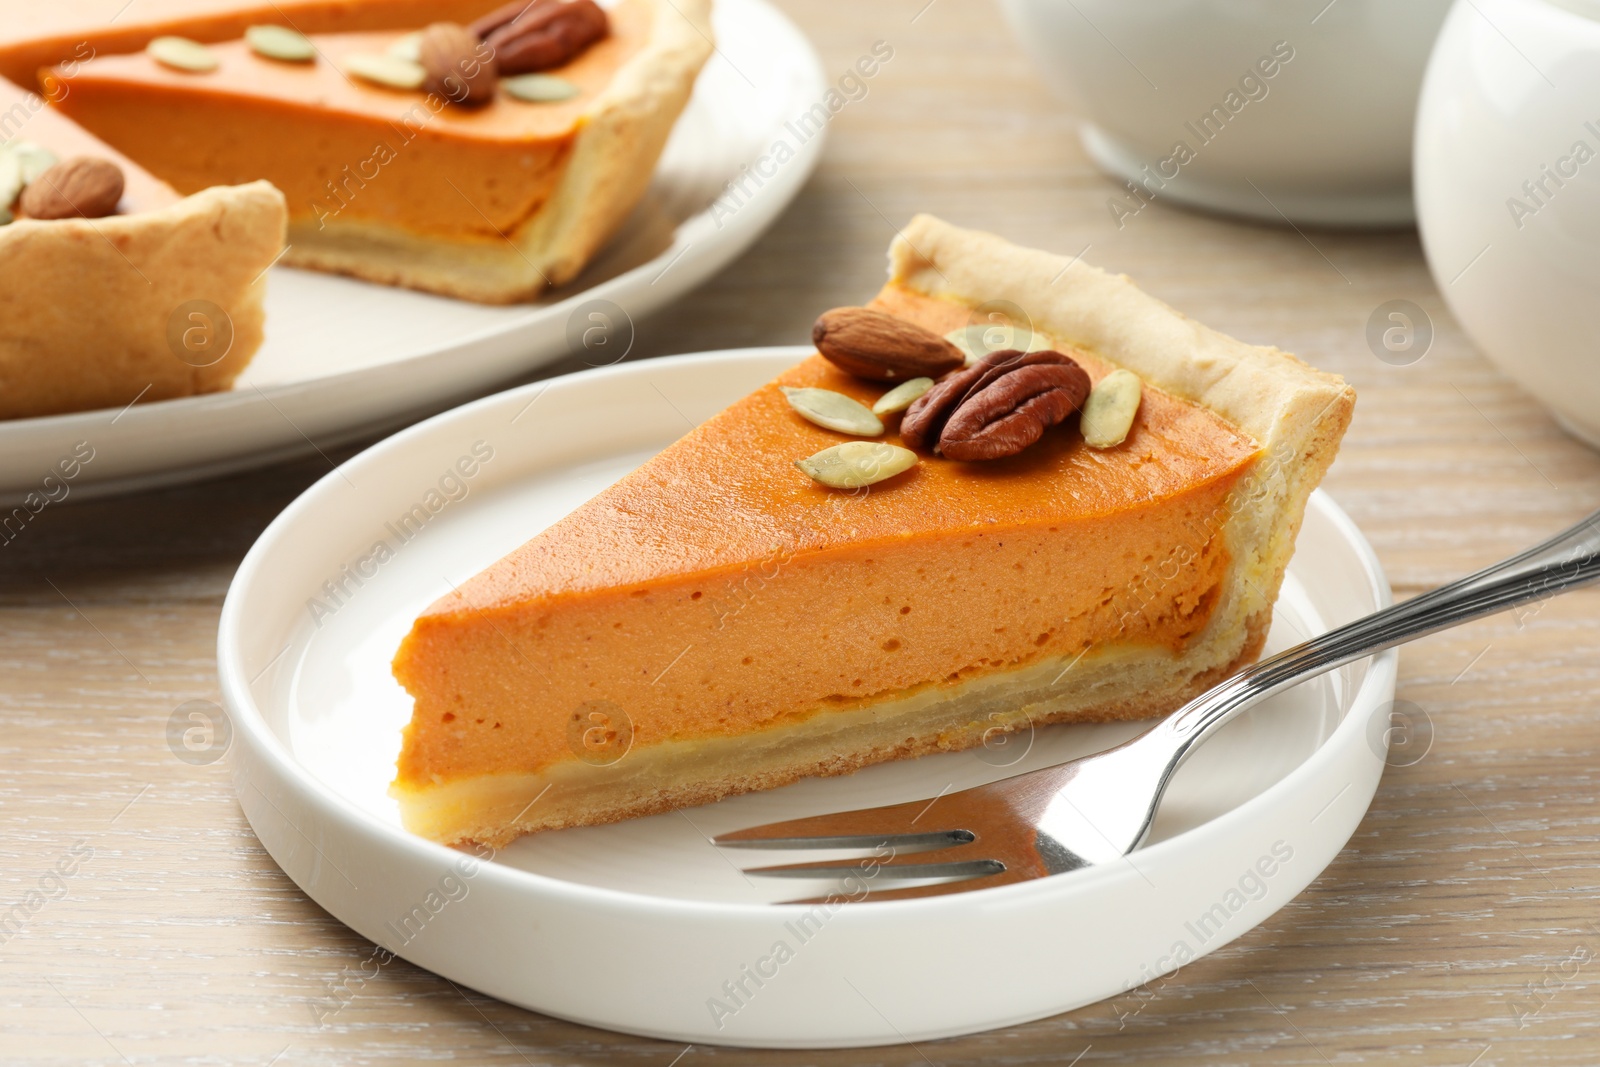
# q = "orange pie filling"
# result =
<box><xmin>43</xmin><ymin>0</ymin><xmax>650</xmax><ymax>242</ymax></box>
<box><xmin>0</xmin><ymin>76</ymin><xmax>179</xmax><ymax>214</ymax></box>
<box><xmin>390</xmin><ymin>285</ymin><xmax>1263</xmax><ymax>843</ymax></box>
<box><xmin>0</xmin><ymin>1</ymin><xmax>505</xmax><ymax>87</ymax></box>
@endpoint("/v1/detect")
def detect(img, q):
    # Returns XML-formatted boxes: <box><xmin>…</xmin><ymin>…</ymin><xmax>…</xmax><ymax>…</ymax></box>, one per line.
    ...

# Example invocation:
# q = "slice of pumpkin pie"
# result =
<box><xmin>390</xmin><ymin>215</ymin><xmax>1356</xmax><ymax>846</ymax></box>
<box><xmin>44</xmin><ymin>0</ymin><xmax>713</xmax><ymax>303</ymax></box>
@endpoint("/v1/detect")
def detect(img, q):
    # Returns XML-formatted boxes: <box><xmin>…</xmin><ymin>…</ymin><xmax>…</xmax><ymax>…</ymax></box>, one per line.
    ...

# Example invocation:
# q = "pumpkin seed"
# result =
<box><xmin>795</xmin><ymin>441</ymin><xmax>918</xmax><ymax>489</ymax></box>
<box><xmin>387</xmin><ymin>31</ymin><xmax>424</xmax><ymax>62</ymax></box>
<box><xmin>246</xmin><ymin>25</ymin><xmax>316</xmax><ymax>63</ymax></box>
<box><xmin>1080</xmin><ymin>369</ymin><xmax>1143</xmax><ymax>448</ymax></box>
<box><xmin>344</xmin><ymin>52</ymin><xmax>425</xmax><ymax>90</ymax></box>
<box><xmin>0</xmin><ymin>156</ymin><xmax>21</xmax><ymax>211</ymax></box>
<box><xmin>10</xmin><ymin>142</ymin><xmax>57</xmax><ymax>184</ymax></box>
<box><xmin>781</xmin><ymin>386</ymin><xmax>883</xmax><ymax>436</ymax></box>
<box><xmin>148</xmin><ymin>36</ymin><xmax>219</xmax><ymax>72</ymax></box>
<box><xmin>871</xmin><ymin>377</ymin><xmax>933</xmax><ymax>416</ymax></box>
<box><xmin>502</xmin><ymin>74</ymin><xmax>581</xmax><ymax>102</ymax></box>
<box><xmin>0</xmin><ymin>141</ymin><xmax>55</xmax><ymax>209</ymax></box>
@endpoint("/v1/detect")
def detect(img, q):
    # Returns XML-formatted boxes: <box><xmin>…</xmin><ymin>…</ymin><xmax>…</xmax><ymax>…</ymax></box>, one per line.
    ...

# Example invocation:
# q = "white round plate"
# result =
<box><xmin>220</xmin><ymin>347</ymin><xmax>1398</xmax><ymax>1049</ymax></box>
<box><xmin>0</xmin><ymin>0</ymin><xmax>823</xmax><ymax>505</ymax></box>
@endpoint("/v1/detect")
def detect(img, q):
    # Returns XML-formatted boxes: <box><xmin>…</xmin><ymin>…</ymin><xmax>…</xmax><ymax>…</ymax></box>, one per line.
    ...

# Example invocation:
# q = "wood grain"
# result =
<box><xmin>5</xmin><ymin>0</ymin><xmax>1600</xmax><ymax>1062</ymax></box>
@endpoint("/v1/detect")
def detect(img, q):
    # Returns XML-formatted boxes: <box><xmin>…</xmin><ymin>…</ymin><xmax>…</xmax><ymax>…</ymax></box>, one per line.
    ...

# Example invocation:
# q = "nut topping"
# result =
<box><xmin>470</xmin><ymin>0</ymin><xmax>542</xmax><ymax>38</ymax></box>
<box><xmin>420</xmin><ymin>21</ymin><xmax>499</xmax><ymax>105</ymax></box>
<box><xmin>246</xmin><ymin>25</ymin><xmax>315</xmax><ymax>62</ymax></box>
<box><xmin>473</xmin><ymin>0</ymin><xmax>609</xmax><ymax>76</ymax></box>
<box><xmin>1080</xmin><ymin>369</ymin><xmax>1143</xmax><ymax>449</ymax></box>
<box><xmin>501</xmin><ymin>73</ymin><xmax>580</xmax><ymax>102</ymax></box>
<box><xmin>18</xmin><ymin>157</ymin><xmax>125</xmax><ymax>220</ymax></box>
<box><xmin>900</xmin><ymin>349</ymin><xmax>1091</xmax><ymax>461</ymax></box>
<box><xmin>812</xmin><ymin>307</ymin><xmax>966</xmax><ymax>382</ymax></box>
<box><xmin>1</xmin><ymin>141</ymin><xmax>60</xmax><ymax>216</ymax></box>
<box><xmin>388</xmin><ymin>32</ymin><xmax>424</xmax><ymax>62</ymax></box>
<box><xmin>795</xmin><ymin>441</ymin><xmax>918</xmax><ymax>489</ymax></box>
<box><xmin>345</xmin><ymin>52</ymin><xmax>426</xmax><ymax>89</ymax></box>
<box><xmin>148</xmin><ymin>36</ymin><xmax>219</xmax><ymax>72</ymax></box>
<box><xmin>781</xmin><ymin>386</ymin><xmax>884</xmax><ymax>437</ymax></box>
<box><xmin>871</xmin><ymin>376</ymin><xmax>933</xmax><ymax>416</ymax></box>
<box><xmin>9</xmin><ymin>142</ymin><xmax>59</xmax><ymax>187</ymax></box>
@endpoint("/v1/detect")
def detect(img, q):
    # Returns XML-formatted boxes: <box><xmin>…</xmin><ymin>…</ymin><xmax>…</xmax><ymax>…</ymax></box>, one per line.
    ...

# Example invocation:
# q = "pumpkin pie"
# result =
<box><xmin>44</xmin><ymin>0</ymin><xmax>714</xmax><ymax>303</ymax></box>
<box><xmin>389</xmin><ymin>215</ymin><xmax>1356</xmax><ymax>846</ymax></box>
<box><xmin>0</xmin><ymin>75</ymin><xmax>285</xmax><ymax>419</ymax></box>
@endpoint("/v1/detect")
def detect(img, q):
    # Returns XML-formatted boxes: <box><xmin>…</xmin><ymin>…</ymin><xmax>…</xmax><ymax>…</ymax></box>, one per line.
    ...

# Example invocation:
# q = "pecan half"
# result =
<box><xmin>812</xmin><ymin>306</ymin><xmax>966</xmax><ymax>381</ymax></box>
<box><xmin>473</xmin><ymin>0</ymin><xmax>609</xmax><ymax>75</ymax></box>
<box><xmin>420</xmin><ymin>22</ymin><xmax>499</xmax><ymax>105</ymax></box>
<box><xmin>900</xmin><ymin>349</ymin><xmax>1091</xmax><ymax>461</ymax></box>
<box><xmin>18</xmin><ymin>157</ymin><xmax>124</xmax><ymax>220</ymax></box>
<box><xmin>469</xmin><ymin>0</ymin><xmax>537</xmax><ymax>38</ymax></box>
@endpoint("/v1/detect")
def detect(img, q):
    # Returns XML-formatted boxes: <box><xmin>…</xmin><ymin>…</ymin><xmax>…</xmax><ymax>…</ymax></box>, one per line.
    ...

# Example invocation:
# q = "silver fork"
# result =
<box><xmin>714</xmin><ymin>509</ymin><xmax>1600</xmax><ymax>902</ymax></box>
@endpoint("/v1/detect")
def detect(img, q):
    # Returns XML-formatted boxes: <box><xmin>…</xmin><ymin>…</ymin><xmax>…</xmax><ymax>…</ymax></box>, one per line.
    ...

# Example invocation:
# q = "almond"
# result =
<box><xmin>19</xmin><ymin>157</ymin><xmax>124</xmax><ymax>220</ymax></box>
<box><xmin>812</xmin><ymin>307</ymin><xmax>966</xmax><ymax>382</ymax></box>
<box><xmin>420</xmin><ymin>21</ymin><xmax>498</xmax><ymax>106</ymax></box>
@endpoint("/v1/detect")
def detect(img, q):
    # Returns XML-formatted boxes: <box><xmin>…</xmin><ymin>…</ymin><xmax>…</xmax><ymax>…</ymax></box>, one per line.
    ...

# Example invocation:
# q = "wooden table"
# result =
<box><xmin>6</xmin><ymin>1</ymin><xmax>1600</xmax><ymax>1063</ymax></box>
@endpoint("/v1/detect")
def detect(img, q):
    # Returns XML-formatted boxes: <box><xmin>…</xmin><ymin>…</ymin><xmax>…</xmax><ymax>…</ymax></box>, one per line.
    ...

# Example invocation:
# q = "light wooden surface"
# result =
<box><xmin>6</xmin><ymin>1</ymin><xmax>1600</xmax><ymax>1063</ymax></box>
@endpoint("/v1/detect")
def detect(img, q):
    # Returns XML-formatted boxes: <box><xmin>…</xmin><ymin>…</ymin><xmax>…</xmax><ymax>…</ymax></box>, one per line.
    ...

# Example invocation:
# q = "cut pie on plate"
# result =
<box><xmin>0</xmin><ymin>76</ymin><xmax>285</xmax><ymax>419</ymax></box>
<box><xmin>390</xmin><ymin>215</ymin><xmax>1356</xmax><ymax>846</ymax></box>
<box><xmin>45</xmin><ymin>0</ymin><xmax>714</xmax><ymax>303</ymax></box>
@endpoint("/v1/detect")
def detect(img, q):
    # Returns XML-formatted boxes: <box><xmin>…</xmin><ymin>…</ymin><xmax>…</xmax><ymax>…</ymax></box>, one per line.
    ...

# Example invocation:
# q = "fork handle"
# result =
<box><xmin>1160</xmin><ymin>508</ymin><xmax>1600</xmax><ymax>755</ymax></box>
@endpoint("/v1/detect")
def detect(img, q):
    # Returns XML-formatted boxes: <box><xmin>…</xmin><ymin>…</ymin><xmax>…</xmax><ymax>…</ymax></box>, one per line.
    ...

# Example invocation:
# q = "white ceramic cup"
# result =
<box><xmin>1415</xmin><ymin>0</ymin><xmax>1600</xmax><ymax>446</ymax></box>
<box><xmin>998</xmin><ymin>0</ymin><xmax>1452</xmax><ymax>226</ymax></box>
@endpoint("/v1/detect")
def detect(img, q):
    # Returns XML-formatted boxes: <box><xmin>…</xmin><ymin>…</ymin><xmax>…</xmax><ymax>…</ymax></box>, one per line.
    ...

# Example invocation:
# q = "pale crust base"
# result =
<box><xmin>0</xmin><ymin>180</ymin><xmax>287</xmax><ymax>420</ymax></box>
<box><xmin>395</xmin><ymin>618</ymin><xmax>1268</xmax><ymax>847</ymax></box>
<box><xmin>284</xmin><ymin>0</ymin><xmax>713</xmax><ymax>304</ymax></box>
<box><xmin>394</xmin><ymin>216</ymin><xmax>1354</xmax><ymax>846</ymax></box>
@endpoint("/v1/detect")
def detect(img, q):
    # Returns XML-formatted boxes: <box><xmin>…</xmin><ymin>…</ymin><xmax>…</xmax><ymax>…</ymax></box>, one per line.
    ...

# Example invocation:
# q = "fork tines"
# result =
<box><xmin>711</xmin><ymin>793</ymin><xmax>1039</xmax><ymax>903</ymax></box>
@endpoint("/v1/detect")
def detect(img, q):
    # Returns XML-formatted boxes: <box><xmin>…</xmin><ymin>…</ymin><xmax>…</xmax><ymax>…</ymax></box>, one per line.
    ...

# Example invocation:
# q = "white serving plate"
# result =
<box><xmin>0</xmin><ymin>0</ymin><xmax>823</xmax><ymax>504</ymax></box>
<box><xmin>220</xmin><ymin>347</ymin><xmax>1398</xmax><ymax>1048</ymax></box>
